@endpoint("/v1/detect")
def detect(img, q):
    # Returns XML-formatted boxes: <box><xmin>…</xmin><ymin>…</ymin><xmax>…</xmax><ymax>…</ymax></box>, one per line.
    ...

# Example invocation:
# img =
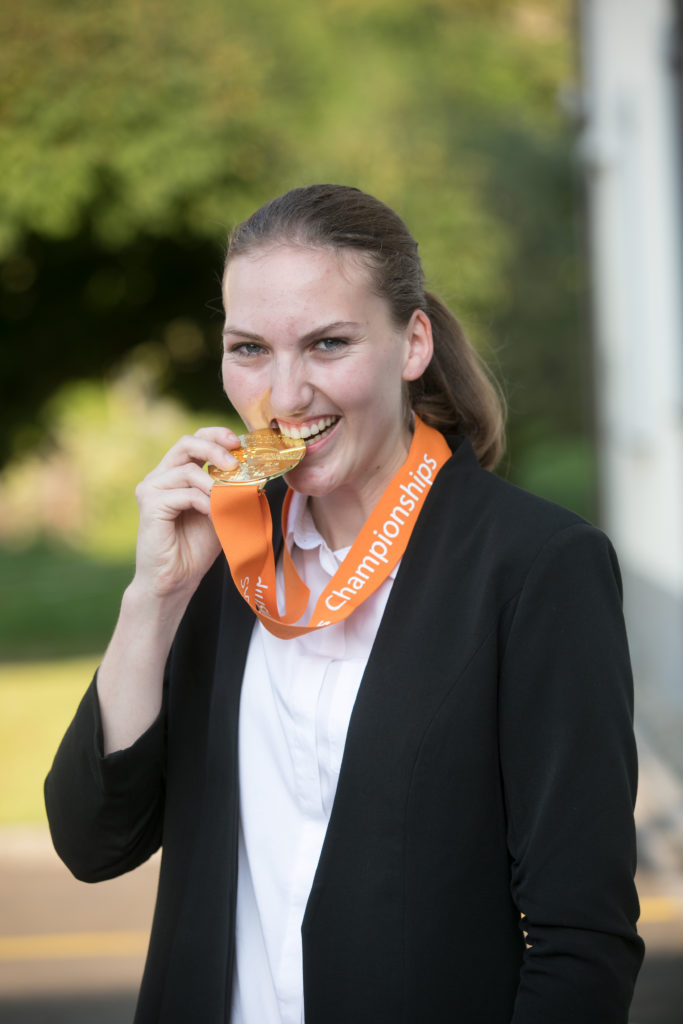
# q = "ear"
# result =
<box><xmin>401</xmin><ymin>309</ymin><xmax>434</xmax><ymax>382</ymax></box>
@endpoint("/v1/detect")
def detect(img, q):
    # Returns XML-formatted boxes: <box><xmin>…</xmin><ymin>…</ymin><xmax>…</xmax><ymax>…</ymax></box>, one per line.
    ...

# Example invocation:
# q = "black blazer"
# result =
<box><xmin>45</xmin><ymin>436</ymin><xmax>644</xmax><ymax>1023</ymax></box>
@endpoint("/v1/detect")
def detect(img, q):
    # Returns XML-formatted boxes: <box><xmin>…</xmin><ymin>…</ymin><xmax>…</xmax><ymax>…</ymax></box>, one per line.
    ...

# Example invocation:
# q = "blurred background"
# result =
<box><xmin>0</xmin><ymin>0</ymin><xmax>681</xmax><ymax>1021</ymax></box>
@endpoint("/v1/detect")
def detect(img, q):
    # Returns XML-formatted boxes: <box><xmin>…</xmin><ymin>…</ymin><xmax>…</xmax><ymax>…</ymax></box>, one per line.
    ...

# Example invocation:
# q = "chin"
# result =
<box><xmin>284</xmin><ymin>466</ymin><xmax>337</xmax><ymax>498</ymax></box>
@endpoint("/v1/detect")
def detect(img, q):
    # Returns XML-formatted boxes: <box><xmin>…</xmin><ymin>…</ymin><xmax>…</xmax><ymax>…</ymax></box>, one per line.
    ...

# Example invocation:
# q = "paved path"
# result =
<box><xmin>0</xmin><ymin>826</ymin><xmax>158</xmax><ymax>1022</ymax></box>
<box><xmin>629</xmin><ymin>729</ymin><xmax>683</xmax><ymax>1023</ymax></box>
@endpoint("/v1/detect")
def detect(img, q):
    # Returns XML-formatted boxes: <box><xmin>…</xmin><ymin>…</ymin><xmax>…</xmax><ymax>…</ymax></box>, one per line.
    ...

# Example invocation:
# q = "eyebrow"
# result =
<box><xmin>222</xmin><ymin>321</ymin><xmax>362</xmax><ymax>344</ymax></box>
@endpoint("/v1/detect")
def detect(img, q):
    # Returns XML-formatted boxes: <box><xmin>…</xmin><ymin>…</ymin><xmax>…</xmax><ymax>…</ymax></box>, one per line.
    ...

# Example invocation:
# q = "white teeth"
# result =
<box><xmin>278</xmin><ymin>416</ymin><xmax>336</xmax><ymax>442</ymax></box>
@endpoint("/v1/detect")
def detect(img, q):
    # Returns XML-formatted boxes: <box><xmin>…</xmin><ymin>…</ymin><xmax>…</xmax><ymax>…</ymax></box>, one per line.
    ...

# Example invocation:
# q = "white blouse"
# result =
<box><xmin>230</xmin><ymin>491</ymin><xmax>398</xmax><ymax>1024</ymax></box>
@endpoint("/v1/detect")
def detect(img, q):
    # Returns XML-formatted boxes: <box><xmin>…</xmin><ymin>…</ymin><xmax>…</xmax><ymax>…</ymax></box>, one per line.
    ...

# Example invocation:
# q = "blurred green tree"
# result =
<box><xmin>0</xmin><ymin>0</ymin><xmax>587</xmax><ymax>509</ymax></box>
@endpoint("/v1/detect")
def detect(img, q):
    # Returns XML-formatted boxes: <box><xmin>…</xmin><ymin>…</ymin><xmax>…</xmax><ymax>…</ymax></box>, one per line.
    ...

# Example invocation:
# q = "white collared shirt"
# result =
<box><xmin>230</xmin><ymin>491</ymin><xmax>398</xmax><ymax>1024</ymax></box>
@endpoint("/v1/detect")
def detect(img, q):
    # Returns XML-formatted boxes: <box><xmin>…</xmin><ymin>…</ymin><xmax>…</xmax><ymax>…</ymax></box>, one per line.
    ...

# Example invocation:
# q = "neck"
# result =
<box><xmin>309</xmin><ymin>490</ymin><xmax>376</xmax><ymax>551</ymax></box>
<box><xmin>308</xmin><ymin>435</ymin><xmax>414</xmax><ymax>550</ymax></box>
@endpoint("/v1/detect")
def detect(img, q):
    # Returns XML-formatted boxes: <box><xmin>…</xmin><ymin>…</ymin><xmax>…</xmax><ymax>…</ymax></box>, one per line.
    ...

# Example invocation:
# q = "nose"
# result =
<box><xmin>268</xmin><ymin>354</ymin><xmax>314</xmax><ymax>417</ymax></box>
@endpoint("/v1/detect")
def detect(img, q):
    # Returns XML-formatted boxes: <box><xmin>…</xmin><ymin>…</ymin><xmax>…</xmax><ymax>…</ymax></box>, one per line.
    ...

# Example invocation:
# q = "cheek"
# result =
<box><xmin>327</xmin><ymin>360</ymin><xmax>376</xmax><ymax>401</ymax></box>
<box><xmin>222</xmin><ymin>367</ymin><xmax>273</xmax><ymax>429</ymax></box>
<box><xmin>223</xmin><ymin>365</ymin><xmax>256</xmax><ymax>404</ymax></box>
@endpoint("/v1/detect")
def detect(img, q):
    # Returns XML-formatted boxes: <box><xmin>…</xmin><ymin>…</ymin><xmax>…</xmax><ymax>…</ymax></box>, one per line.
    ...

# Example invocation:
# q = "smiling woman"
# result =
<box><xmin>45</xmin><ymin>185</ymin><xmax>643</xmax><ymax>1024</ymax></box>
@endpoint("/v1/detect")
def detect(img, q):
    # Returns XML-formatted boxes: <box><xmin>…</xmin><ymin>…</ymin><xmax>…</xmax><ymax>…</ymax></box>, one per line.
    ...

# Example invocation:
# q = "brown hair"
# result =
<box><xmin>226</xmin><ymin>184</ymin><xmax>506</xmax><ymax>469</ymax></box>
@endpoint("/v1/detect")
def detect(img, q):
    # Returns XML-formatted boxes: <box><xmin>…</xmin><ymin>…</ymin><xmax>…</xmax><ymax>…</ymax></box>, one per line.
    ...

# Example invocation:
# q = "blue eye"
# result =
<box><xmin>229</xmin><ymin>342</ymin><xmax>264</xmax><ymax>357</ymax></box>
<box><xmin>315</xmin><ymin>337</ymin><xmax>347</xmax><ymax>353</ymax></box>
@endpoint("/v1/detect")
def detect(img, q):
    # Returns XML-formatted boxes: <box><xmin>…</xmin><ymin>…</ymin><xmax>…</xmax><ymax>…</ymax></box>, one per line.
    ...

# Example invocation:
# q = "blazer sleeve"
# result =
<box><xmin>44</xmin><ymin>672</ymin><xmax>166</xmax><ymax>882</ymax></box>
<box><xmin>498</xmin><ymin>522</ymin><xmax>644</xmax><ymax>1023</ymax></box>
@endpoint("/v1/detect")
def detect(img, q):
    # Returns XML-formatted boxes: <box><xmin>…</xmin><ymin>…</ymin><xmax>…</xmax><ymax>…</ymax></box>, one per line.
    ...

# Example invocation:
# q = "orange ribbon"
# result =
<box><xmin>210</xmin><ymin>416</ymin><xmax>451</xmax><ymax>639</ymax></box>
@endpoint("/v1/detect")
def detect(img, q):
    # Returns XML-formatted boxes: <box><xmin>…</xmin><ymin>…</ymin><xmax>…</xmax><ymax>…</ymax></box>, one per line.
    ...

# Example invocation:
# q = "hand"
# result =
<box><xmin>132</xmin><ymin>426</ymin><xmax>240</xmax><ymax>601</ymax></box>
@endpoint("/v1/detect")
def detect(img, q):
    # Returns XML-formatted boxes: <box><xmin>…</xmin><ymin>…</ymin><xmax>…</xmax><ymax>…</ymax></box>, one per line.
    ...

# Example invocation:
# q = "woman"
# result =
<box><xmin>45</xmin><ymin>184</ymin><xmax>644</xmax><ymax>1023</ymax></box>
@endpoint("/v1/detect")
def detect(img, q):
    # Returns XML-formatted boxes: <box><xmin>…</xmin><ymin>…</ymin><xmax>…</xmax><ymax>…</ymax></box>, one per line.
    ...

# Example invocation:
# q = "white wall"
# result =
<box><xmin>578</xmin><ymin>0</ymin><xmax>683</xmax><ymax>764</ymax></box>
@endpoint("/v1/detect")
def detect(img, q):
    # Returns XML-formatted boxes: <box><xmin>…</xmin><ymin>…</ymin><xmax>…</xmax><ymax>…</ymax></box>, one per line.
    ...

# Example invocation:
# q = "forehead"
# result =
<box><xmin>222</xmin><ymin>244</ymin><xmax>375</xmax><ymax>309</ymax></box>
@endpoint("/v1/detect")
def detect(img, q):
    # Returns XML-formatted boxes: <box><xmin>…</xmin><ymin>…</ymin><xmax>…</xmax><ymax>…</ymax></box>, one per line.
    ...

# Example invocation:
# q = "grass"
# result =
<box><xmin>0</xmin><ymin>543</ymin><xmax>130</xmax><ymax>823</ymax></box>
<box><xmin>0</xmin><ymin>542</ymin><xmax>133</xmax><ymax>661</ymax></box>
<box><xmin>0</xmin><ymin>656</ymin><xmax>100</xmax><ymax>824</ymax></box>
<box><xmin>0</xmin><ymin>544</ymin><xmax>129</xmax><ymax>823</ymax></box>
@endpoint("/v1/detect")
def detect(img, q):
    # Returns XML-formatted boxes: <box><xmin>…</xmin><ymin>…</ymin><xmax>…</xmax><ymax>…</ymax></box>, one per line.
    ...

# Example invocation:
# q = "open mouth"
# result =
<box><xmin>275</xmin><ymin>416</ymin><xmax>339</xmax><ymax>445</ymax></box>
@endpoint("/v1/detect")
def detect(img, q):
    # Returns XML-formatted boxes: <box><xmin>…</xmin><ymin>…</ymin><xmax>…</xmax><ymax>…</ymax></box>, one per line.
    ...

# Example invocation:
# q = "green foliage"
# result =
<box><xmin>0</xmin><ymin>357</ymin><xmax>242</xmax><ymax>560</ymax></box>
<box><xmin>511</xmin><ymin>433</ymin><xmax>597</xmax><ymax>518</ymax></box>
<box><xmin>0</xmin><ymin>545</ymin><xmax>133</xmax><ymax>661</ymax></box>
<box><xmin>0</xmin><ymin>363</ymin><xmax>243</xmax><ymax>664</ymax></box>
<box><xmin>1</xmin><ymin>0</ymin><xmax>590</xmax><ymax>508</ymax></box>
<box><xmin>2</xmin><ymin>0</ymin><xmax>270</xmax><ymax>250</ymax></box>
<box><xmin>2</xmin><ymin>0</ymin><xmax>572</xmax><ymax>256</ymax></box>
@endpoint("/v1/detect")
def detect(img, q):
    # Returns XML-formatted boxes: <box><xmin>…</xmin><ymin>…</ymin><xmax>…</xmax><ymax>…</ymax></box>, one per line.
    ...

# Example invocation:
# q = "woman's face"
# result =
<box><xmin>221</xmin><ymin>244</ymin><xmax>432</xmax><ymax>519</ymax></box>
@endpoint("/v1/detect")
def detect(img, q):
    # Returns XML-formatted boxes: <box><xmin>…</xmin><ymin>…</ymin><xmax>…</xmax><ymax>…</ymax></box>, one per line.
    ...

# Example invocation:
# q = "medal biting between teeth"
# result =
<box><xmin>208</xmin><ymin>429</ymin><xmax>306</xmax><ymax>488</ymax></box>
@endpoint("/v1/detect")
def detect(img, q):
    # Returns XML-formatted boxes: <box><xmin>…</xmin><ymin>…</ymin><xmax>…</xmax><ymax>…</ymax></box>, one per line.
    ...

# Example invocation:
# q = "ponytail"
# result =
<box><xmin>410</xmin><ymin>292</ymin><xmax>506</xmax><ymax>470</ymax></box>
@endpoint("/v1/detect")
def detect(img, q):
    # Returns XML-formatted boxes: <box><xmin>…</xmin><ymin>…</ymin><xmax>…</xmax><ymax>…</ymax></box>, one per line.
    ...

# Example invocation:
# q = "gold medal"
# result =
<box><xmin>207</xmin><ymin>429</ymin><xmax>306</xmax><ymax>487</ymax></box>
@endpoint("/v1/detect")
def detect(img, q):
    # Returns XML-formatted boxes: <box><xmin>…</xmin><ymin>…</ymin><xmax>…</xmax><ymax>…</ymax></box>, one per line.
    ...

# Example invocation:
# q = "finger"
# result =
<box><xmin>148</xmin><ymin>486</ymin><xmax>213</xmax><ymax>520</ymax></box>
<box><xmin>155</xmin><ymin>431</ymin><xmax>240</xmax><ymax>474</ymax></box>
<box><xmin>137</xmin><ymin>466</ymin><xmax>214</xmax><ymax>512</ymax></box>
<box><xmin>193</xmin><ymin>425</ymin><xmax>242</xmax><ymax>446</ymax></box>
<box><xmin>146</xmin><ymin>463</ymin><xmax>216</xmax><ymax>498</ymax></box>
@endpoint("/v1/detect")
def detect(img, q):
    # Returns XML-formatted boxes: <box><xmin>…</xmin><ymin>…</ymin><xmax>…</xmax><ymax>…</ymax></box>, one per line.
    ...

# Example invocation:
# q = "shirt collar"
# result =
<box><xmin>285</xmin><ymin>489</ymin><xmax>399</xmax><ymax>579</ymax></box>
